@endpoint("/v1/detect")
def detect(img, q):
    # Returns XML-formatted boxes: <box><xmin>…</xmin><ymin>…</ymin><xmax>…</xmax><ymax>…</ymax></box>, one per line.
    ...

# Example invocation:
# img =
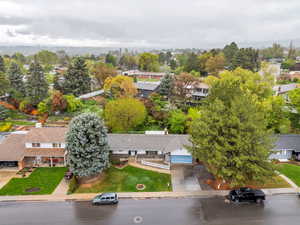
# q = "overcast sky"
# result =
<box><xmin>0</xmin><ymin>0</ymin><xmax>300</xmax><ymax>48</ymax></box>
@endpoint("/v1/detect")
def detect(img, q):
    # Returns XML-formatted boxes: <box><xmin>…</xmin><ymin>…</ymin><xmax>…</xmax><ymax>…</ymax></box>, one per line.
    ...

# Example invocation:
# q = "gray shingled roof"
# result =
<box><xmin>135</xmin><ymin>82</ymin><xmax>161</xmax><ymax>91</ymax></box>
<box><xmin>107</xmin><ymin>134</ymin><xmax>190</xmax><ymax>152</ymax></box>
<box><xmin>274</xmin><ymin>134</ymin><xmax>300</xmax><ymax>152</ymax></box>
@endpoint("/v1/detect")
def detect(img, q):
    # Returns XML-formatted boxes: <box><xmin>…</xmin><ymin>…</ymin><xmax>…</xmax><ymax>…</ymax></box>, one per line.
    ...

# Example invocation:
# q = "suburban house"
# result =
<box><xmin>0</xmin><ymin>127</ymin><xmax>193</xmax><ymax>170</ymax></box>
<box><xmin>122</xmin><ymin>70</ymin><xmax>169</xmax><ymax>80</ymax></box>
<box><xmin>1</xmin><ymin>126</ymin><xmax>300</xmax><ymax>170</ymax></box>
<box><xmin>0</xmin><ymin>129</ymin><xmax>67</xmax><ymax>170</ymax></box>
<box><xmin>135</xmin><ymin>81</ymin><xmax>161</xmax><ymax>98</ymax></box>
<box><xmin>192</xmin><ymin>83</ymin><xmax>209</xmax><ymax>101</ymax></box>
<box><xmin>270</xmin><ymin>135</ymin><xmax>300</xmax><ymax>161</ymax></box>
<box><xmin>290</xmin><ymin>62</ymin><xmax>300</xmax><ymax>71</ymax></box>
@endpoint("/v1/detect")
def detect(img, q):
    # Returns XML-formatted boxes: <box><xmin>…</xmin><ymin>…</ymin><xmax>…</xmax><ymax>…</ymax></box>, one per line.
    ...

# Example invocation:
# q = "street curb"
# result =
<box><xmin>0</xmin><ymin>188</ymin><xmax>298</xmax><ymax>203</ymax></box>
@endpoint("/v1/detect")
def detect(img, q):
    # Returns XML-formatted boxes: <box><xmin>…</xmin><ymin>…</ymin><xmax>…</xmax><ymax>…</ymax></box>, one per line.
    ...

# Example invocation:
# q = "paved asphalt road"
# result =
<box><xmin>1</xmin><ymin>195</ymin><xmax>300</xmax><ymax>225</ymax></box>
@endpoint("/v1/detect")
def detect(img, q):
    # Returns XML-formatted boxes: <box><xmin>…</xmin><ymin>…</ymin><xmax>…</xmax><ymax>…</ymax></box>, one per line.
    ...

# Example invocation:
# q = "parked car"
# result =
<box><xmin>229</xmin><ymin>187</ymin><xmax>265</xmax><ymax>203</ymax></box>
<box><xmin>92</xmin><ymin>193</ymin><xmax>119</xmax><ymax>205</ymax></box>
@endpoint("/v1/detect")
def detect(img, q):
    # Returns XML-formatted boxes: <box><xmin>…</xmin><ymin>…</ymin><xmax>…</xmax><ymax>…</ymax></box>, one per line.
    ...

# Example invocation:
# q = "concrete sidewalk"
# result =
<box><xmin>0</xmin><ymin>188</ymin><xmax>298</xmax><ymax>202</ymax></box>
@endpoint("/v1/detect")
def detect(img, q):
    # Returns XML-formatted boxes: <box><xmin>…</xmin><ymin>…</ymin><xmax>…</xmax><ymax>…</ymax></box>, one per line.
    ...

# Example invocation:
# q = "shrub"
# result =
<box><xmin>67</xmin><ymin>176</ymin><xmax>78</xmax><ymax>194</ymax></box>
<box><xmin>19</xmin><ymin>100</ymin><xmax>33</xmax><ymax>114</ymax></box>
<box><xmin>0</xmin><ymin>122</ymin><xmax>13</xmax><ymax>132</ymax></box>
<box><xmin>64</xmin><ymin>95</ymin><xmax>83</xmax><ymax>112</ymax></box>
<box><xmin>37</xmin><ymin>100</ymin><xmax>51</xmax><ymax>115</ymax></box>
<box><xmin>0</xmin><ymin>105</ymin><xmax>9</xmax><ymax>121</ymax></box>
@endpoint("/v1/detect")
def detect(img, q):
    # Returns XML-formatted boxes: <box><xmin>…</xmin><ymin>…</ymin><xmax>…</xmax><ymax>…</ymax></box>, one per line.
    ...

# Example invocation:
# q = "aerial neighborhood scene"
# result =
<box><xmin>1</xmin><ymin>0</ymin><xmax>300</xmax><ymax>224</ymax></box>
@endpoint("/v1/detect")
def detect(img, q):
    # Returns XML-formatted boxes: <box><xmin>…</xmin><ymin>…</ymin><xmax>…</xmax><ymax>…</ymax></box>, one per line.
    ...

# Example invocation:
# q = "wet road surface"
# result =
<box><xmin>0</xmin><ymin>195</ymin><xmax>300</xmax><ymax>225</ymax></box>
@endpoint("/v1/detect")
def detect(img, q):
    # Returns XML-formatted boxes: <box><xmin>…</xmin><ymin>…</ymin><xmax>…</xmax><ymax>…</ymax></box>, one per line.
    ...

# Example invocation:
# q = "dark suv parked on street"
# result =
<box><xmin>229</xmin><ymin>187</ymin><xmax>265</xmax><ymax>203</ymax></box>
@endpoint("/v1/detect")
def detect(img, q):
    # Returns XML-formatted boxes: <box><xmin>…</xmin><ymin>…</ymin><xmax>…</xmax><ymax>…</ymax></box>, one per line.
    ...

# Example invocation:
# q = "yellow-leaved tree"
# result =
<box><xmin>103</xmin><ymin>75</ymin><xmax>137</xmax><ymax>98</ymax></box>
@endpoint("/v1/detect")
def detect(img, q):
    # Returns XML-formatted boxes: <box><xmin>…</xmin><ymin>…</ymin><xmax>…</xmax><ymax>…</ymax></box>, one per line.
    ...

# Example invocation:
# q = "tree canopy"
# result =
<box><xmin>189</xmin><ymin>77</ymin><xmax>275</xmax><ymax>186</ymax></box>
<box><xmin>138</xmin><ymin>53</ymin><xmax>160</xmax><ymax>72</ymax></box>
<box><xmin>91</xmin><ymin>62</ymin><xmax>117</xmax><ymax>88</ymax></box>
<box><xmin>7</xmin><ymin>62</ymin><xmax>25</xmax><ymax>99</ymax></box>
<box><xmin>158</xmin><ymin>73</ymin><xmax>174</xmax><ymax>97</ymax></box>
<box><xmin>61</xmin><ymin>57</ymin><xmax>91</xmax><ymax>96</ymax></box>
<box><xmin>66</xmin><ymin>113</ymin><xmax>110</xmax><ymax>177</ymax></box>
<box><xmin>104</xmin><ymin>98</ymin><xmax>146</xmax><ymax>132</ymax></box>
<box><xmin>26</xmin><ymin>61</ymin><xmax>49</xmax><ymax>105</ymax></box>
<box><xmin>103</xmin><ymin>75</ymin><xmax>137</xmax><ymax>98</ymax></box>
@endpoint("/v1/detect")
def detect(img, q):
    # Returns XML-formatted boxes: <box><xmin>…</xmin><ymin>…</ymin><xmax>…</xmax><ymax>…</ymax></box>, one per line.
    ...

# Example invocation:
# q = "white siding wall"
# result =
<box><xmin>170</xmin><ymin>148</ymin><xmax>191</xmax><ymax>156</ymax></box>
<box><xmin>112</xmin><ymin>150</ymin><xmax>128</xmax><ymax>155</ymax></box>
<box><xmin>25</xmin><ymin>142</ymin><xmax>65</xmax><ymax>148</ymax></box>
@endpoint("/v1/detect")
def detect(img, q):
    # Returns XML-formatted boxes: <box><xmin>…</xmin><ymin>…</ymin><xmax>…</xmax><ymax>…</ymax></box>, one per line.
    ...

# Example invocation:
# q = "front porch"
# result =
<box><xmin>22</xmin><ymin>156</ymin><xmax>66</xmax><ymax>168</ymax></box>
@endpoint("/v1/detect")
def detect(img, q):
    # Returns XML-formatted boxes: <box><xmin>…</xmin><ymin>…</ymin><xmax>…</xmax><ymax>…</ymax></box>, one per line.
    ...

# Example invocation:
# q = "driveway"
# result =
<box><xmin>0</xmin><ymin>171</ymin><xmax>18</xmax><ymax>189</ymax></box>
<box><xmin>170</xmin><ymin>165</ymin><xmax>201</xmax><ymax>191</ymax></box>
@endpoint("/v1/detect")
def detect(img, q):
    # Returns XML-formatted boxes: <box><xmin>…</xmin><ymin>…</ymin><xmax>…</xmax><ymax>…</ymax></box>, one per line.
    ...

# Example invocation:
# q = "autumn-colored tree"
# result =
<box><xmin>104</xmin><ymin>98</ymin><xmax>146</xmax><ymax>132</ymax></box>
<box><xmin>51</xmin><ymin>90</ymin><xmax>67</xmax><ymax>112</ymax></box>
<box><xmin>205</xmin><ymin>53</ymin><xmax>225</xmax><ymax>76</ymax></box>
<box><xmin>103</xmin><ymin>75</ymin><xmax>137</xmax><ymax>98</ymax></box>
<box><xmin>91</xmin><ymin>62</ymin><xmax>117</xmax><ymax>88</ymax></box>
<box><xmin>171</xmin><ymin>72</ymin><xmax>199</xmax><ymax>108</ymax></box>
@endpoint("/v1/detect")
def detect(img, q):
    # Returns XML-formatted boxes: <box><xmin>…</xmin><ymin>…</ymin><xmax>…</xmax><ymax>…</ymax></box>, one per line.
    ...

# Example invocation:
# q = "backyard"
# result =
<box><xmin>277</xmin><ymin>163</ymin><xmax>300</xmax><ymax>186</ymax></box>
<box><xmin>75</xmin><ymin>165</ymin><xmax>172</xmax><ymax>193</ymax></box>
<box><xmin>0</xmin><ymin>167</ymin><xmax>67</xmax><ymax>195</ymax></box>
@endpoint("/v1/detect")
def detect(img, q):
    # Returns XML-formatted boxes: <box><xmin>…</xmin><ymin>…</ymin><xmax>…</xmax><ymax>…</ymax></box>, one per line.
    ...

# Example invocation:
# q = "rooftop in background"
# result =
<box><xmin>275</xmin><ymin>134</ymin><xmax>300</xmax><ymax>152</ymax></box>
<box><xmin>273</xmin><ymin>83</ymin><xmax>298</xmax><ymax>94</ymax></box>
<box><xmin>122</xmin><ymin>70</ymin><xmax>169</xmax><ymax>77</ymax></box>
<box><xmin>78</xmin><ymin>90</ymin><xmax>104</xmax><ymax>99</ymax></box>
<box><xmin>135</xmin><ymin>81</ymin><xmax>161</xmax><ymax>91</ymax></box>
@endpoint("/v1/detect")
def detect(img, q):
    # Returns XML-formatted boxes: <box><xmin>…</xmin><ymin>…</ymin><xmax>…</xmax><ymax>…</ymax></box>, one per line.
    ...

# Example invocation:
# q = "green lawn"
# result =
<box><xmin>4</xmin><ymin>120</ymin><xmax>36</xmax><ymax>126</ymax></box>
<box><xmin>249</xmin><ymin>176</ymin><xmax>291</xmax><ymax>189</ymax></box>
<box><xmin>75</xmin><ymin>166</ymin><xmax>172</xmax><ymax>193</ymax></box>
<box><xmin>277</xmin><ymin>163</ymin><xmax>300</xmax><ymax>186</ymax></box>
<box><xmin>0</xmin><ymin>167</ymin><xmax>67</xmax><ymax>195</ymax></box>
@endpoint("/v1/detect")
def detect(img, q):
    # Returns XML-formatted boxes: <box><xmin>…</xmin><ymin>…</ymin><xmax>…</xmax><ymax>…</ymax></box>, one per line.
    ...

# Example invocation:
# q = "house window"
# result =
<box><xmin>52</xmin><ymin>143</ymin><xmax>62</xmax><ymax>148</ymax></box>
<box><xmin>146</xmin><ymin>151</ymin><xmax>158</xmax><ymax>155</ymax></box>
<box><xmin>32</xmin><ymin>143</ymin><xmax>40</xmax><ymax>148</ymax></box>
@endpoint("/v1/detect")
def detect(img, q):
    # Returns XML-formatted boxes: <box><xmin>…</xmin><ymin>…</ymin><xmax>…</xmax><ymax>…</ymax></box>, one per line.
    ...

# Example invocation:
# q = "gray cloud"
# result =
<box><xmin>1</xmin><ymin>0</ymin><xmax>300</xmax><ymax>47</ymax></box>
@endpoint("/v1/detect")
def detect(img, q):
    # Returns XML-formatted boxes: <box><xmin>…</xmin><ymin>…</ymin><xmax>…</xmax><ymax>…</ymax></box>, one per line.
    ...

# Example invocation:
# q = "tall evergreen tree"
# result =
<box><xmin>0</xmin><ymin>72</ymin><xmax>9</xmax><ymax>96</ymax></box>
<box><xmin>7</xmin><ymin>62</ymin><xmax>25</xmax><ymax>99</ymax></box>
<box><xmin>66</xmin><ymin>113</ymin><xmax>110</xmax><ymax>177</ymax></box>
<box><xmin>26</xmin><ymin>61</ymin><xmax>48</xmax><ymax>105</ymax></box>
<box><xmin>183</xmin><ymin>52</ymin><xmax>200</xmax><ymax>72</ymax></box>
<box><xmin>62</xmin><ymin>57</ymin><xmax>91</xmax><ymax>96</ymax></box>
<box><xmin>223</xmin><ymin>42</ymin><xmax>239</xmax><ymax>69</ymax></box>
<box><xmin>0</xmin><ymin>56</ymin><xmax>5</xmax><ymax>73</ymax></box>
<box><xmin>232</xmin><ymin>48</ymin><xmax>260</xmax><ymax>72</ymax></box>
<box><xmin>158</xmin><ymin>73</ymin><xmax>174</xmax><ymax>97</ymax></box>
<box><xmin>189</xmin><ymin>77</ymin><xmax>274</xmax><ymax>187</ymax></box>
